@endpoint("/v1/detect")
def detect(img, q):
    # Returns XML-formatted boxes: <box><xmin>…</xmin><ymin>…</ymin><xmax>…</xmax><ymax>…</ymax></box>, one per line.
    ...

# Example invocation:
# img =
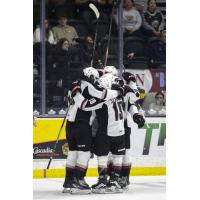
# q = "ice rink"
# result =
<box><xmin>33</xmin><ymin>176</ymin><xmax>166</xmax><ymax>200</ymax></box>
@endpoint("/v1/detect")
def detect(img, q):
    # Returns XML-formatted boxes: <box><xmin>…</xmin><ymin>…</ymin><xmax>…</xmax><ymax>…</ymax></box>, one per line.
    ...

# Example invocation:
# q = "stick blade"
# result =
<box><xmin>89</xmin><ymin>3</ymin><xmax>100</xmax><ymax>19</ymax></box>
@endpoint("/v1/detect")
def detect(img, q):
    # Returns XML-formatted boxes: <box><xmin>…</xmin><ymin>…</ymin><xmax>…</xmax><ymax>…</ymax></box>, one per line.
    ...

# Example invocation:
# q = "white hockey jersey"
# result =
<box><xmin>73</xmin><ymin>92</ymin><xmax>125</xmax><ymax>137</ymax></box>
<box><xmin>66</xmin><ymin>80</ymin><xmax>119</xmax><ymax>123</ymax></box>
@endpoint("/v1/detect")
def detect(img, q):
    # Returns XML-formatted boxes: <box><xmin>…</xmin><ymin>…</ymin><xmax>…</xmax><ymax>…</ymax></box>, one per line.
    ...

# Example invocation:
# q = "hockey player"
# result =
<box><xmin>90</xmin><ymin>74</ymin><xmax>126</xmax><ymax>194</ymax></box>
<box><xmin>62</xmin><ymin>67</ymin><xmax>121</xmax><ymax>194</ymax></box>
<box><xmin>119</xmin><ymin>71</ymin><xmax>145</xmax><ymax>190</ymax></box>
<box><xmin>104</xmin><ymin>65</ymin><xmax>119</xmax><ymax>76</ymax></box>
<box><xmin>69</xmin><ymin>73</ymin><xmax>135</xmax><ymax>194</ymax></box>
<box><xmin>102</xmin><ymin>67</ymin><xmax>145</xmax><ymax>190</ymax></box>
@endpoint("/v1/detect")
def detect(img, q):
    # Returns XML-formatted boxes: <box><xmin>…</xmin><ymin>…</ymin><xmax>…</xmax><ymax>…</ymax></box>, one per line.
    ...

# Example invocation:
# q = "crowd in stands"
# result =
<box><xmin>33</xmin><ymin>0</ymin><xmax>166</xmax><ymax>113</ymax></box>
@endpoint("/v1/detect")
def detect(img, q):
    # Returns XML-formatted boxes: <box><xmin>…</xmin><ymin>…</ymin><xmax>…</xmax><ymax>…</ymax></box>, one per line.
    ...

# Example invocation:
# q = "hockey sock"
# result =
<box><xmin>111</xmin><ymin>154</ymin><xmax>123</xmax><ymax>179</ymax></box>
<box><xmin>107</xmin><ymin>162</ymin><xmax>113</xmax><ymax>177</ymax></box>
<box><xmin>121</xmin><ymin>149</ymin><xmax>131</xmax><ymax>177</ymax></box>
<box><xmin>64</xmin><ymin>151</ymin><xmax>77</xmax><ymax>181</ymax></box>
<box><xmin>75</xmin><ymin>165</ymin><xmax>87</xmax><ymax>180</ymax></box>
<box><xmin>111</xmin><ymin>166</ymin><xmax>122</xmax><ymax>179</ymax></box>
<box><xmin>121</xmin><ymin>165</ymin><xmax>131</xmax><ymax>177</ymax></box>
<box><xmin>98</xmin><ymin>156</ymin><xmax>108</xmax><ymax>177</ymax></box>
<box><xmin>65</xmin><ymin>166</ymin><xmax>75</xmax><ymax>180</ymax></box>
<box><xmin>98</xmin><ymin>167</ymin><xmax>108</xmax><ymax>177</ymax></box>
<box><xmin>76</xmin><ymin>151</ymin><xmax>91</xmax><ymax>180</ymax></box>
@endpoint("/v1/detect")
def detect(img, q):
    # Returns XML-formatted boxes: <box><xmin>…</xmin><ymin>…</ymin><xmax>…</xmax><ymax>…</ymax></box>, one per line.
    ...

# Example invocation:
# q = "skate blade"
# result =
<box><xmin>92</xmin><ymin>188</ymin><xmax>106</xmax><ymax>194</ymax></box>
<box><xmin>70</xmin><ymin>188</ymin><xmax>91</xmax><ymax>195</ymax></box>
<box><xmin>105</xmin><ymin>187</ymin><xmax>123</xmax><ymax>194</ymax></box>
<box><xmin>122</xmin><ymin>186</ymin><xmax>129</xmax><ymax>192</ymax></box>
<box><xmin>62</xmin><ymin>188</ymin><xmax>71</xmax><ymax>193</ymax></box>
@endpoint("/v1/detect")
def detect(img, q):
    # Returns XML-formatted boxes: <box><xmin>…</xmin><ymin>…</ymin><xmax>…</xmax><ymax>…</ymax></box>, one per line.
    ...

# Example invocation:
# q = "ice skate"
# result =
<box><xmin>70</xmin><ymin>178</ymin><xmax>91</xmax><ymax>194</ymax></box>
<box><xmin>91</xmin><ymin>176</ymin><xmax>108</xmax><ymax>194</ymax></box>
<box><xmin>105</xmin><ymin>177</ymin><xmax>123</xmax><ymax>193</ymax></box>
<box><xmin>62</xmin><ymin>177</ymin><xmax>74</xmax><ymax>193</ymax></box>
<box><xmin>119</xmin><ymin>176</ymin><xmax>129</xmax><ymax>191</ymax></box>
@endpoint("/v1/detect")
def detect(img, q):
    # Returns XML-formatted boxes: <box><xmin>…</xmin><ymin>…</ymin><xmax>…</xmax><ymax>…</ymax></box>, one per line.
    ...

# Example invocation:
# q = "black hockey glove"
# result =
<box><xmin>133</xmin><ymin>113</ymin><xmax>145</xmax><ymax>128</ymax></box>
<box><xmin>122</xmin><ymin>72</ymin><xmax>136</xmax><ymax>84</ymax></box>
<box><xmin>81</xmin><ymin>73</ymin><xmax>97</xmax><ymax>85</ymax></box>
<box><xmin>111</xmin><ymin>84</ymin><xmax>134</xmax><ymax>96</ymax></box>
<box><xmin>97</xmin><ymin>70</ymin><xmax>104</xmax><ymax>78</ymax></box>
<box><xmin>70</xmin><ymin>81</ymin><xmax>81</xmax><ymax>98</ymax></box>
<box><xmin>114</xmin><ymin>77</ymin><xmax>124</xmax><ymax>87</ymax></box>
<box><xmin>111</xmin><ymin>84</ymin><xmax>124</xmax><ymax>96</ymax></box>
<box><xmin>123</xmin><ymin>85</ymin><xmax>135</xmax><ymax>96</ymax></box>
<box><xmin>133</xmin><ymin>89</ymin><xmax>140</xmax><ymax>98</ymax></box>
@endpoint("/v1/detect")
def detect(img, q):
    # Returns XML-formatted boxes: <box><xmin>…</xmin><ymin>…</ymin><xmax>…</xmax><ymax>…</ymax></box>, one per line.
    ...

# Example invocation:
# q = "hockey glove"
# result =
<box><xmin>70</xmin><ymin>81</ymin><xmax>81</xmax><ymax>98</ymax></box>
<box><xmin>81</xmin><ymin>73</ymin><xmax>97</xmax><ymax>85</ymax></box>
<box><xmin>115</xmin><ymin>77</ymin><xmax>124</xmax><ymax>87</ymax></box>
<box><xmin>133</xmin><ymin>89</ymin><xmax>140</xmax><ymax>98</ymax></box>
<box><xmin>133</xmin><ymin>113</ymin><xmax>145</xmax><ymax>128</ymax></box>
<box><xmin>123</xmin><ymin>85</ymin><xmax>135</xmax><ymax>96</ymax></box>
<box><xmin>122</xmin><ymin>72</ymin><xmax>136</xmax><ymax>84</ymax></box>
<box><xmin>97</xmin><ymin>70</ymin><xmax>104</xmax><ymax>78</ymax></box>
<box><xmin>111</xmin><ymin>84</ymin><xmax>124</xmax><ymax>96</ymax></box>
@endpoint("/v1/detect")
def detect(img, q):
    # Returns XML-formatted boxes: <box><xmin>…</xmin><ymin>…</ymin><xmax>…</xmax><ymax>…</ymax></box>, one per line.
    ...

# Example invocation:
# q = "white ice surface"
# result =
<box><xmin>33</xmin><ymin>176</ymin><xmax>166</xmax><ymax>200</ymax></box>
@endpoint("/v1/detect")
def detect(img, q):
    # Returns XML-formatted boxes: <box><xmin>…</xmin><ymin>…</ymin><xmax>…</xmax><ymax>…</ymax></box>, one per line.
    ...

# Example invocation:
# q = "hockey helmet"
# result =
<box><xmin>98</xmin><ymin>73</ymin><xmax>115</xmax><ymax>89</ymax></box>
<box><xmin>104</xmin><ymin>66</ymin><xmax>119</xmax><ymax>76</ymax></box>
<box><xmin>83</xmin><ymin>67</ymin><xmax>99</xmax><ymax>83</ymax></box>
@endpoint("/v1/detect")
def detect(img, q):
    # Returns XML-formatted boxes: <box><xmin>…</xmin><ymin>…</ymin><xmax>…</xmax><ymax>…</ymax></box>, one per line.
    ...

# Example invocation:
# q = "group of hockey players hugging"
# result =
<box><xmin>62</xmin><ymin>66</ymin><xmax>145</xmax><ymax>194</ymax></box>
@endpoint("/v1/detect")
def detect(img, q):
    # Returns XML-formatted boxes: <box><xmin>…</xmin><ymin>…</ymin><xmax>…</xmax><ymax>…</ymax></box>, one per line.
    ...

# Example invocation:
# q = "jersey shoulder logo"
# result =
<box><xmin>89</xmin><ymin>98</ymin><xmax>96</xmax><ymax>105</ymax></box>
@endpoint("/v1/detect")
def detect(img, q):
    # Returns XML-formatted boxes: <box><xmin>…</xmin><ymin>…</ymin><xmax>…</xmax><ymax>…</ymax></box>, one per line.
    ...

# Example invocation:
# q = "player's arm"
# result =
<box><xmin>128</xmin><ymin>103</ymin><xmax>145</xmax><ymax>128</ymax></box>
<box><xmin>74</xmin><ymin>93</ymin><xmax>104</xmax><ymax>111</ymax></box>
<box><xmin>126</xmin><ymin>91</ymin><xmax>140</xmax><ymax>105</ymax></box>
<box><xmin>84</xmin><ymin>81</ymin><xmax>120</xmax><ymax>100</ymax></box>
<box><xmin>70</xmin><ymin>80</ymin><xmax>105</xmax><ymax>111</ymax></box>
<box><xmin>122</xmin><ymin>72</ymin><xmax>140</xmax><ymax>96</ymax></box>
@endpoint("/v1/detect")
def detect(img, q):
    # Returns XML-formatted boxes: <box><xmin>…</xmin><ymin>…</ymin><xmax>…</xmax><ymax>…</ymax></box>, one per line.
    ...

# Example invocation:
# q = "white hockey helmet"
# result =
<box><xmin>83</xmin><ymin>67</ymin><xmax>99</xmax><ymax>81</ymax></box>
<box><xmin>98</xmin><ymin>73</ymin><xmax>116</xmax><ymax>89</ymax></box>
<box><xmin>104</xmin><ymin>73</ymin><xmax>124</xmax><ymax>87</ymax></box>
<box><xmin>104</xmin><ymin>66</ymin><xmax>119</xmax><ymax>76</ymax></box>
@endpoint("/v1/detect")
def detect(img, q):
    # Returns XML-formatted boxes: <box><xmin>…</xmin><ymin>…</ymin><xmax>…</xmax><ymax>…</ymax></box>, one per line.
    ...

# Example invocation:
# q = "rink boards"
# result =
<box><xmin>33</xmin><ymin>117</ymin><xmax>166</xmax><ymax>178</ymax></box>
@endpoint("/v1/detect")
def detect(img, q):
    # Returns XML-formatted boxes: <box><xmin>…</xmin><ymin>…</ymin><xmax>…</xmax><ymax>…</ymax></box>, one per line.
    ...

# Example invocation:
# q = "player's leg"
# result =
<box><xmin>120</xmin><ymin>122</ymin><xmax>132</xmax><ymax>189</ymax></box>
<box><xmin>107</xmin><ymin>152</ymin><xmax>113</xmax><ymax>178</ymax></box>
<box><xmin>106</xmin><ymin>135</ymin><xmax>125</xmax><ymax>193</ymax></box>
<box><xmin>70</xmin><ymin>122</ymin><xmax>92</xmax><ymax>194</ymax></box>
<box><xmin>63</xmin><ymin>121</ymin><xmax>78</xmax><ymax>193</ymax></box>
<box><xmin>91</xmin><ymin>131</ymin><xmax>110</xmax><ymax>193</ymax></box>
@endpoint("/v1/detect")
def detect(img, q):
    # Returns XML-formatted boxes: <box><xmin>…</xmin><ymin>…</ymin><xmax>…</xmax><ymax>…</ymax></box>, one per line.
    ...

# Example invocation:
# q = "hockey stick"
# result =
<box><xmin>103</xmin><ymin>0</ymin><xmax>120</xmax><ymax>67</ymax></box>
<box><xmin>89</xmin><ymin>3</ymin><xmax>100</xmax><ymax>68</ymax></box>
<box><xmin>45</xmin><ymin>105</ymin><xmax>71</xmax><ymax>173</ymax></box>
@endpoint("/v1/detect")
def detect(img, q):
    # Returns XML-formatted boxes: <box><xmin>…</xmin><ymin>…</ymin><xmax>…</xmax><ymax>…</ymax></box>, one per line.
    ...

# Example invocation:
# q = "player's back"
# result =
<box><xmin>67</xmin><ymin>81</ymin><xmax>93</xmax><ymax>123</ymax></box>
<box><xmin>95</xmin><ymin>96</ymin><xmax>125</xmax><ymax>137</ymax></box>
<box><xmin>106</xmin><ymin>97</ymin><xmax>125</xmax><ymax>137</ymax></box>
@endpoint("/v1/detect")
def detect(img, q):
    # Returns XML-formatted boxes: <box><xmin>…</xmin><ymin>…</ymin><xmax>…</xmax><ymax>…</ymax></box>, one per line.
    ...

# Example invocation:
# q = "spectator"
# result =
<box><xmin>147</xmin><ymin>30</ymin><xmax>166</xmax><ymax>64</ymax></box>
<box><xmin>148</xmin><ymin>91</ymin><xmax>166</xmax><ymax>115</ymax></box>
<box><xmin>33</xmin><ymin>19</ymin><xmax>55</xmax><ymax>44</ymax></box>
<box><xmin>114</xmin><ymin>0</ymin><xmax>142</xmax><ymax>37</ymax></box>
<box><xmin>134</xmin><ymin>0</ymin><xmax>147</xmax><ymax>13</ymax></box>
<box><xmin>124</xmin><ymin>41</ymin><xmax>146</xmax><ymax>60</ymax></box>
<box><xmin>71</xmin><ymin>34</ymin><xmax>101</xmax><ymax>68</ymax></box>
<box><xmin>47</xmin><ymin>0</ymin><xmax>75</xmax><ymax>20</ymax></box>
<box><xmin>52</xmin><ymin>14</ymin><xmax>78</xmax><ymax>45</ymax></box>
<box><xmin>142</xmin><ymin>0</ymin><xmax>165</xmax><ymax>37</ymax></box>
<box><xmin>50</xmin><ymin>38</ymin><xmax>72</xmax><ymax>89</ymax></box>
<box><xmin>33</xmin><ymin>41</ymin><xmax>54</xmax><ymax>70</ymax></box>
